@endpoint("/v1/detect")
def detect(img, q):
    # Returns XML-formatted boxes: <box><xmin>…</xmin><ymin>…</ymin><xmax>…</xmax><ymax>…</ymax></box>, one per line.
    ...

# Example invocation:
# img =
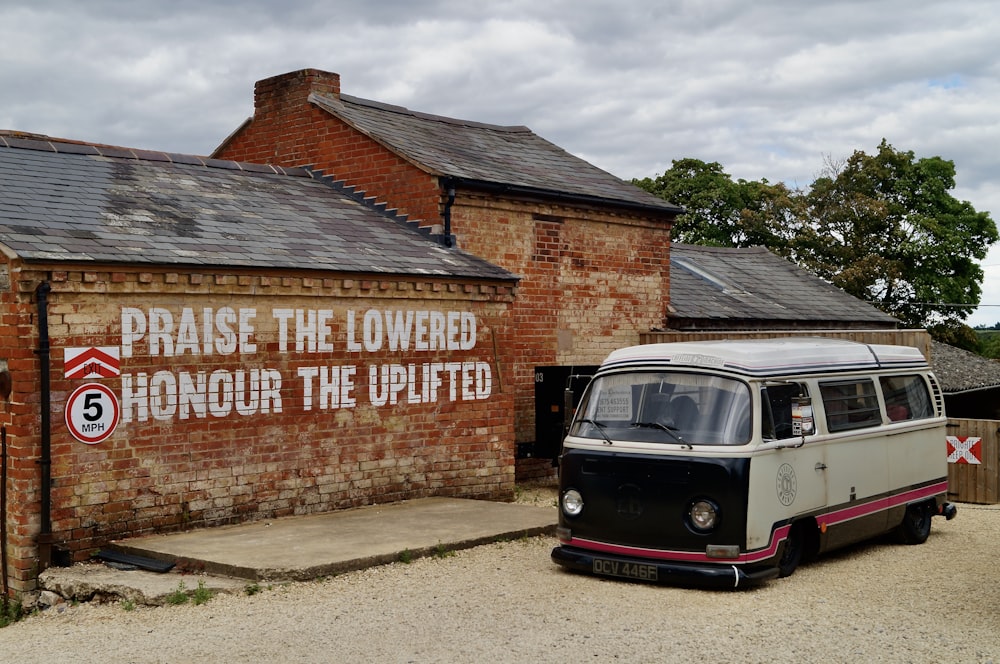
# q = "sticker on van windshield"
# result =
<box><xmin>596</xmin><ymin>386</ymin><xmax>632</xmax><ymax>421</ymax></box>
<box><xmin>671</xmin><ymin>353</ymin><xmax>724</xmax><ymax>367</ymax></box>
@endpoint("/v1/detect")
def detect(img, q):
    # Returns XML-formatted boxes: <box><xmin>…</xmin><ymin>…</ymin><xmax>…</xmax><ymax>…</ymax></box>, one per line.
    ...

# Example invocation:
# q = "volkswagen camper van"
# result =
<box><xmin>551</xmin><ymin>338</ymin><xmax>956</xmax><ymax>588</ymax></box>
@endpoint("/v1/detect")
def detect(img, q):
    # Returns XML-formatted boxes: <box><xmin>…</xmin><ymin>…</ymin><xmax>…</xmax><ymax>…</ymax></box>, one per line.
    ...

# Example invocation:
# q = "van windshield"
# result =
<box><xmin>571</xmin><ymin>371</ymin><xmax>751</xmax><ymax>446</ymax></box>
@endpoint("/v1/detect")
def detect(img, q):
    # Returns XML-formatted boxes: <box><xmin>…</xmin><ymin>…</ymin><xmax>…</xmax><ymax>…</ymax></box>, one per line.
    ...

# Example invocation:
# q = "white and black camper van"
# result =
<box><xmin>551</xmin><ymin>338</ymin><xmax>956</xmax><ymax>588</ymax></box>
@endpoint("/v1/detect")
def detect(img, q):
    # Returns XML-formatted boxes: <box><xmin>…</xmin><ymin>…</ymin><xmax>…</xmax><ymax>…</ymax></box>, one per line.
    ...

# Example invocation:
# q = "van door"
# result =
<box><xmin>818</xmin><ymin>378</ymin><xmax>890</xmax><ymax>548</ymax></box>
<box><xmin>747</xmin><ymin>384</ymin><xmax>826</xmax><ymax>550</ymax></box>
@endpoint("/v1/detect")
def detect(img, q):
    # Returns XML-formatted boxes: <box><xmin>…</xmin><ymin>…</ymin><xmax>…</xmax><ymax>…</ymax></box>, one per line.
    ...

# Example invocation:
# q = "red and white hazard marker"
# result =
<box><xmin>65</xmin><ymin>383</ymin><xmax>120</xmax><ymax>444</ymax></box>
<box><xmin>946</xmin><ymin>435</ymin><xmax>982</xmax><ymax>465</ymax></box>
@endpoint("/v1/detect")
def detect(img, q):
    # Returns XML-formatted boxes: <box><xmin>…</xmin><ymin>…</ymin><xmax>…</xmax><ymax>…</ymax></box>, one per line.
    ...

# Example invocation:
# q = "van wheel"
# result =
<box><xmin>778</xmin><ymin>524</ymin><xmax>804</xmax><ymax>578</ymax></box>
<box><xmin>896</xmin><ymin>502</ymin><xmax>932</xmax><ymax>545</ymax></box>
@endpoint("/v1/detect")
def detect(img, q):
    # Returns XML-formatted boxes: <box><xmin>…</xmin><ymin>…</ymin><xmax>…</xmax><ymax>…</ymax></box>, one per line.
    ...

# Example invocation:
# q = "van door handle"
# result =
<box><xmin>815</xmin><ymin>462</ymin><xmax>827</xmax><ymax>471</ymax></box>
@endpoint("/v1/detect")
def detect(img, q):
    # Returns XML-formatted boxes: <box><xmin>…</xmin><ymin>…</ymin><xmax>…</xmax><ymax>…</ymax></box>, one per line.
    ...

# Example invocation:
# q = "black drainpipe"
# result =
<box><xmin>1</xmin><ymin>425</ymin><xmax>9</xmax><ymax>605</ymax></box>
<box><xmin>34</xmin><ymin>282</ymin><xmax>53</xmax><ymax>571</ymax></box>
<box><xmin>441</xmin><ymin>179</ymin><xmax>456</xmax><ymax>248</ymax></box>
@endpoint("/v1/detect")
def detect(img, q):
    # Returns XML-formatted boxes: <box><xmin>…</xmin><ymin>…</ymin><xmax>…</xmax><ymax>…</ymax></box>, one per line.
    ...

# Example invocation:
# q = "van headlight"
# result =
<box><xmin>688</xmin><ymin>499</ymin><xmax>720</xmax><ymax>532</ymax></box>
<box><xmin>562</xmin><ymin>489</ymin><xmax>584</xmax><ymax>517</ymax></box>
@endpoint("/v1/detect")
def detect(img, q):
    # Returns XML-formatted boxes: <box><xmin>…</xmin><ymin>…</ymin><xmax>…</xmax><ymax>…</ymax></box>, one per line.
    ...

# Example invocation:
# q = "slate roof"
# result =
<box><xmin>308</xmin><ymin>93</ymin><xmax>682</xmax><ymax>216</ymax></box>
<box><xmin>929</xmin><ymin>340</ymin><xmax>1000</xmax><ymax>394</ymax></box>
<box><xmin>0</xmin><ymin>134</ymin><xmax>516</xmax><ymax>281</ymax></box>
<box><xmin>668</xmin><ymin>244</ymin><xmax>899</xmax><ymax>326</ymax></box>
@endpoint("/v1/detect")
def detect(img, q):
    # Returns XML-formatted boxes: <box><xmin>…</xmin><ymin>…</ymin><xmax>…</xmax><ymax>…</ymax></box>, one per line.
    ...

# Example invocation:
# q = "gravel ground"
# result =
<box><xmin>1</xmin><ymin>485</ymin><xmax>998</xmax><ymax>664</ymax></box>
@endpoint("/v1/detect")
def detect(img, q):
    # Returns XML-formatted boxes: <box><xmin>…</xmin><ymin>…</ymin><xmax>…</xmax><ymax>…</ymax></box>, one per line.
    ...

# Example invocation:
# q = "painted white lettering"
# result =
<box><xmin>261</xmin><ymin>369</ymin><xmax>282</xmax><ymax>413</ymax></box>
<box><xmin>366</xmin><ymin>361</ymin><xmax>492</xmax><ymax>405</ymax></box>
<box><xmin>385</xmin><ymin>311</ymin><xmax>414</xmax><ymax>351</ymax></box>
<box><xmin>316</xmin><ymin>310</ymin><xmax>334</xmax><ymax>353</ymax></box>
<box><xmin>178</xmin><ymin>371</ymin><xmax>207</xmax><ymax>419</ymax></box>
<box><xmin>148</xmin><ymin>308</ymin><xmax>174</xmax><ymax>357</ymax></box>
<box><xmin>298</xmin><ymin>366</ymin><xmax>318</xmax><ymax>411</ymax></box>
<box><xmin>407</xmin><ymin>364</ymin><xmax>421</xmax><ymax>404</ymax></box>
<box><xmin>120</xmin><ymin>308</ymin><xmax>146</xmax><ymax>358</ymax></box>
<box><xmin>149</xmin><ymin>371</ymin><xmax>178</xmax><ymax>420</ymax></box>
<box><xmin>123</xmin><ymin>368</ymin><xmax>281</xmax><ymax>421</ymax></box>
<box><xmin>235</xmin><ymin>369</ymin><xmax>261</xmax><ymax>415</ymax></box>
<box><xmin>338</xmin><ymin>366</ymin><xmax>356</xmax><ymax>407</ymax></box>
<box><xmin>413</xmin><ymin>311</ymin><xmax>429</xmax><ymax>351</ymax></box>
<box><xmin>447</xmin><ymin>312</ymin><xmax>461</xmax><ymax>351</ymax></box>
<box><xmin>238</xmin><ymin>309</ymin><xmax>257</xmax><ymax>354</ymax></box>
<box><xmin>215</xmin><ymin>307</ymin><xmax>237</xmax><ymax>355</ymax></box>
<box><xmin>295</xmin><ymin>309</ymin><xmax>318</xmax><ymax>353</ymax></box>
<box><xmin>208</xmin><ymin>370</ymin><xmax>233</xmax><ymax>417</ymax></box>
<box><xmin>175</xmin><ymin>309</ymin><xmax>200</xmax><ymax>356</ymax></box>
<box><xmin>272</xmin><ymin>308</ymin><xmax>294</xmax><ymax>353</ymax></box>
<box><xmin>121</xmin><ymin>373</ymin><xmax>148</xmax><ymax>422</ymax></box>
<box><xmin>346</xmin><ymin>310</ymin><xmax>362</xmax><ymax>352</ymax></box>
<box><xmin>460</xmin><ymin>312</ymin><xmax>476</xmax><ymax>350</ymax></box>
<box><xmin>445</xmin><ymin>362</ymin><xmax>461</xmax><ymax>401</ymax></box>
<box><xmin>429</xmin><ymin>312</ymin><xmax>446</xmax><ymax>350</ymax></box>
<box><xmin>121</xmin><ymin>307</ymin><xmax>256</xmax><ymax>357</ymax></box>
<box><xmin>363</xmin><ymin>309</ymin><xmax>383</xmax><ymax>352</ymax></box>
<box><xmin>475</xmin><ymin>362</ymin><xmax>492</xmax><ymax>399</ymax></box>
<box><xmin>369</xmin><ymin>365</ymin><xmax>388</xmax><ymax>407</ymax></box>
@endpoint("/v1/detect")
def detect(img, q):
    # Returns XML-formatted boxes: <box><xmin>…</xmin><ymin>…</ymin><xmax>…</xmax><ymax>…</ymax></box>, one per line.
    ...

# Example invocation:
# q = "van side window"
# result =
<box><xmin>879</xmin><ymin>374</ymin><xmax>933</xmax><ymax>421</ymax></box>
<box><xmin>820</xmin><ymin>379</ymin><xmax>881</xmax><ymax>432</ymax></box>
<box><xmin>761</xmin><ymin>383</ymin><xmax>808</xmax><ymax>440</ymax></box>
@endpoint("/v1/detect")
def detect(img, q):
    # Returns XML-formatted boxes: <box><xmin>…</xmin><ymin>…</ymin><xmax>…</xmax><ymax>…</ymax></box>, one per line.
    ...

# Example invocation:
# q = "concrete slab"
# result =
<box><xmin>113</xmin><ymin>497</ymin><xmax>556</xmax><ymax>581</ymax></box>
<box><xmin>39</xmin><ymin>563</ymin><xmax>247</xmax><ymax>607</ymax></box>
<box><xmin>39</xmin><ymin>496</ymin><xmax>557</xmax><ymax>607</ymax></box>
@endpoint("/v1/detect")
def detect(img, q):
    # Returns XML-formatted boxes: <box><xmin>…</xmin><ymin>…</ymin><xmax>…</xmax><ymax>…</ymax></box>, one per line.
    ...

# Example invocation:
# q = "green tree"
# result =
<box><xmin>980</xmin><ymin>332</ymin><xmax>1000</xmax><ymax>359</ymax></box>
<box><xmin>634</xmin><ymin>158</ymin><xmax>796</xmax><ymax>250</ymax></box>
<box><xmin>794</xmin><ymin>140</ymin><xmax>997</xmax><ymax>328</ymax></box>
<box><xmin>637</xmin><ymin>142</ymin><xmax>997</xmax><ymax>331</ymax></box>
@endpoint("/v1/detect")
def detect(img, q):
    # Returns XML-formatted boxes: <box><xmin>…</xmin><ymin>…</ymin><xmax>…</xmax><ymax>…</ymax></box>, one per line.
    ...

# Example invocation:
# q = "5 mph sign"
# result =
<box><xmin>65</xmin><ymin>383</ymin><xmax>120</xmax><ymax>445</ymax></box>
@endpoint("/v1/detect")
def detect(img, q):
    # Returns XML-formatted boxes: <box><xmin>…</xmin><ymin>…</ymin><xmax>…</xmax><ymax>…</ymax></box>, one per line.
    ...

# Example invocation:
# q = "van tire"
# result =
<box><xmin>778</xmin><ymin>524</ymin><xmax>804</xmax><ymax>577</ymax></box>
<box><xmin>896</xmin><ymin>502</ymin><xmax>932</xmax><ymax>545</ymax></box>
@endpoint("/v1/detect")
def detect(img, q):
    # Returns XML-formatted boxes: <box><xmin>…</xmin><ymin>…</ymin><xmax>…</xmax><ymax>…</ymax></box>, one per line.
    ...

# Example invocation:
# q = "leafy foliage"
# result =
<box><xmin>976</xmin><ymin>330</ymin><xmax>1000</xmax><ymax>359</ymax></box>
<box><xmin>795</xmin><ymin>141</ymin><xmax>996</xmax><ymax>328</ymax></box>
<box><xmin>634</xmin><ymin>159</ymin><xmax>799</xmax><ymax>250</ymax></box>
<box><xmin>635</xmin><ymin>141</ymin><xmax>998</xmax><ymax>331</ymax></box>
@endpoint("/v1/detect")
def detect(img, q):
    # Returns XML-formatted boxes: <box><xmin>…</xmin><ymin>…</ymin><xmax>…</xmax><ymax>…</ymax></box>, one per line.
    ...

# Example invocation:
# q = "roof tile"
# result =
<box><xmin>309</xmin><ymin>93</ymin><xmax>681</xmax><ymax>215</ymax></box>
<box><xmin>0</xmin><ymin>140</ymin><xmax>516</xmax><ymax>283</ymax></box>
<box><xmin>669</xmin><ymin>244</ymin><xmax>897</xmax><ymax>326</ymax></box>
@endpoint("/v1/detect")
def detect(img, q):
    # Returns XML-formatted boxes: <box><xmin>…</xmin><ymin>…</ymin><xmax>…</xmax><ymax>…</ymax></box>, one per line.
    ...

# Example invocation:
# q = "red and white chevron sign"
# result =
<box><xmin>947</xmin><ymin>436</ymin><xmax>982</xmax><ymax>465</ymax></box>
<box><xmin>64</xmin><ymin>347</ymin><xmax>121</xmax><ymax>379</ymax></box>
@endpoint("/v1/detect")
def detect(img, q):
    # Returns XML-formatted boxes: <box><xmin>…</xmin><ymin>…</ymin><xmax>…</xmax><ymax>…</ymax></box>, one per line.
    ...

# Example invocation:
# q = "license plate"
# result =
<box><xmin>592</xmin><ymin>558</ymin><xmax>658</xmax><ymax>581</ymax></box>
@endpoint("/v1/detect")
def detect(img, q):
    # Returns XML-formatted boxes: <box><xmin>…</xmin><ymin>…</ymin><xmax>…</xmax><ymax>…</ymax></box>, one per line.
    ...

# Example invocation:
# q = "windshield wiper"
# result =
<box><xmin>578</xmin><ymin>418</ymin><xmax>614</xmax><ymax>445</ymax></box>
<box><xmin>631</xmin><ymin>421</ymin><xmax>693</xmax><ymax>449</ymax></box>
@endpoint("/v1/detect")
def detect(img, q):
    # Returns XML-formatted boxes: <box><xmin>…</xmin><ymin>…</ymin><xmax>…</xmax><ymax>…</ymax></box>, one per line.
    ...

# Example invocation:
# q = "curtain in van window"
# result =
<box><xmin>879</xmin><ymin>375</ymin><xmax>933</xmax><ymax>421</ymax></box>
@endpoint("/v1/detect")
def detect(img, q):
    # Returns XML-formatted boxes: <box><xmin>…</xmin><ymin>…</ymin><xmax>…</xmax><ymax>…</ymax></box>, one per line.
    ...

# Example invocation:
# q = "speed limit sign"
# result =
<box><xmin>65</xmin><ymin>383</ymin><xmax>120</xmax><ymax>445</ymax></box>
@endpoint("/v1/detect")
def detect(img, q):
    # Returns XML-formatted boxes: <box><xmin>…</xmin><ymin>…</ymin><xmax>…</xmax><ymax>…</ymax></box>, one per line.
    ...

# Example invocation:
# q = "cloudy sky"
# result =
<box><xmin>2</xmin><ymin>0</ymin><xmax>998</xmax><ymax>324</ymax></box>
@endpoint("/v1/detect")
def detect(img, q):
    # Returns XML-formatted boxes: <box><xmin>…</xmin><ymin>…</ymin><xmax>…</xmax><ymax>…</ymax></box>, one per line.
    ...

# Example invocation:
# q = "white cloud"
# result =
<box><xmin>1</xmin><ymin>0</ymin><xmax>997</xmax><ymax>322</ymax></box>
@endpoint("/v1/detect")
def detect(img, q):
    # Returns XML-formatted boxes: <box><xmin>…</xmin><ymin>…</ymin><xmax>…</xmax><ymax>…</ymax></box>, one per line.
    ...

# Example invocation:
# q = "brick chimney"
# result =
<box><xmin>253</xmin><ymin>69</ymin><xmax>341</xmax><ymax>117</ymax></box>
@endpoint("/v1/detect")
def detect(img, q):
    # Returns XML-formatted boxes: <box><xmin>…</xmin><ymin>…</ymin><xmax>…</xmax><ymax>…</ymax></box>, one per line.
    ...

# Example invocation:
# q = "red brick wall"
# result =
<box><xmin>452</xmin><ymin>195</ymin><xmax>671</xmax><ymax>468</ymax></box>
<box><xmin>217</xmin><ymin>70</ymin><xmax>441</xmax><ymax>226</ymax></box>
<box><xmin>1</xmin><ymin>263</ymin><xmax>514</xmax><ymax>594</ymax></box>
<box><xmin>214</xmin><ymin>69</ymin><xmax>674</xmax><ymax>482</ymax></box>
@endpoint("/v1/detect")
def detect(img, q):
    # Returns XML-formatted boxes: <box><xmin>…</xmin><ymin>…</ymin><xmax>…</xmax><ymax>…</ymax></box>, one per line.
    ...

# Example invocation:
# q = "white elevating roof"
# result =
<box><xmin>599</xmin><ymin>338</ymin><xmax>928</xmax><ymax>378</ymax></box>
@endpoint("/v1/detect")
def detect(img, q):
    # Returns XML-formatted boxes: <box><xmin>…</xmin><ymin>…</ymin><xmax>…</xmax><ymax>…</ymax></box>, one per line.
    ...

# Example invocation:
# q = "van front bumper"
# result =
<box><xmin>551</xmin><ymin>544</ymin><xmax>779</xmax><ymax>590</ymax></box>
